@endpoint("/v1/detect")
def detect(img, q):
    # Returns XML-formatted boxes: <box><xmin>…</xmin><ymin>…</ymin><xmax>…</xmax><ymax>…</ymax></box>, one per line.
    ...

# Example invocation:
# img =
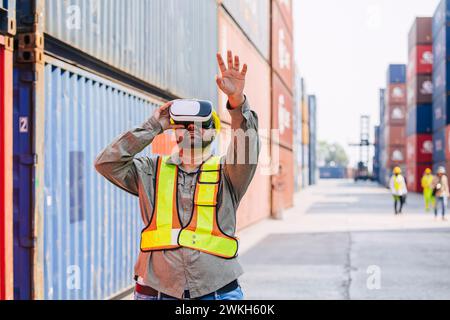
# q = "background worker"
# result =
<box><xmin>389</xmin><ymin>167</ymin><xmax>407</xmax><ymax>215</ymax></box>
<box><xmin>95</xmin><ymin>51</ymin><xmax>260</xmax><ymax>300</ymax></box>
<box><xmin>421</xmin><ymin>168</ymin><xmax>435</xmax><ymax>213</ymax></box>
<box><xmin>432</xmin><ymin>166</ymin><xmax>449</xmax><ymax>221</ymax></box>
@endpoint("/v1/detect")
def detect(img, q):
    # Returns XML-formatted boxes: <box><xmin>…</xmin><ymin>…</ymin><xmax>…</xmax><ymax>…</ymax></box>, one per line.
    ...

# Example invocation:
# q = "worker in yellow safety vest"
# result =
<box><xmin>95</xmin><ymin>51</ymin><xmax>260</xmax><ymax>300</ymax></box>
<box><xmin>389</xmin><ymin>167</ymin><xmax>408</xmax><ymax>215</ymax></box>
<box><xmin>421</xmin><ymin>168</ymin><xmax>435</xmax><ymax>212</ymax></box>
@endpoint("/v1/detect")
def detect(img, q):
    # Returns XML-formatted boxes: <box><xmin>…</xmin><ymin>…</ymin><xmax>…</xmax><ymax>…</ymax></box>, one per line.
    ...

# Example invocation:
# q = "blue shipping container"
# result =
<box><xmin>42</xmin><ymin>56</ymin><xmax>160</xmax><ymax>300</ymax></box>
<box><xmin>433</xmin><ymin>93</ymin><xmax>449</xmax><ymax>131</ymax></box>
<box><xmin>387</xmin><ymin>65</ymin><xmax>406</xmax><ymax>84</ymax></box>
<box><xmin>433</xmin><ymin>0</ymin><xmax>450</xmax><ymax>40</ymax></box>
<box><xmin>433</xmin><ymin>25</ymin><xmax>450</xmax><ymax>66</ymax></box>
<box><xmin>433</xmin><ymin>126</ymin><xmax>446</xmax><ymax>163</ymax></box>
<box><xmin>379</xmin><ymin>88</ymin><xmax>386</xmax><ymax>124</ymax></box>
<box><xmin>407</xmin><ymin>104</ymin><xmax>433</xmax><ymax>136</ymax></box>
<box><xmin>319</xmin><ymin>167</ymin><xmax>346</xmax><ymax>179</ymax></box>
<box><xmin>432</xmin><ymin>57</ymin><xmax>450</xmax><ymax>99</ymax></box>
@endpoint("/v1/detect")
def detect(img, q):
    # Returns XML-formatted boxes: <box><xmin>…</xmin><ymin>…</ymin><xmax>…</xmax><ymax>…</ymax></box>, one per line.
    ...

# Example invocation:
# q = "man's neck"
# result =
<box><xmin>179</xmin><ymin>147</ymin><xmax>212</xmax><ymax>172</ymax></box>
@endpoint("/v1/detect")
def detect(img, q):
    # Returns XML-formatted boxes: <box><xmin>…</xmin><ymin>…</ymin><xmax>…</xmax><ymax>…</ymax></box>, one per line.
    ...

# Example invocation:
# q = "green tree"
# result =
<box><xmin>318</xmin><ymin>141</ymin><xmax>349</xmax><ymax>167</ymax></box>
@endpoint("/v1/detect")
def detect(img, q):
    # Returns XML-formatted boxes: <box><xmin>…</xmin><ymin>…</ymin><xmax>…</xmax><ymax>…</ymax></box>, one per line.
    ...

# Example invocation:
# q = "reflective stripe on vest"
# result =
<box><xmin>140</xmin><ymin>156</ymin><xmax>181</xmax><ymax>251</ymax></box>
<box><xmin>140</xmin><ymin>156</ymin><xmax>239</xmax><ymax>259</ymax></box>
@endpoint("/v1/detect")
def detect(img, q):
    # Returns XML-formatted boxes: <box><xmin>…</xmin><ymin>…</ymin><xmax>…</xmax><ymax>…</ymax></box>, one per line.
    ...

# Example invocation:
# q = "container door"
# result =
<box><xmin>13</xmin><ymin>66</ymin><xmax>35</xmax><ymax>300</ymax></box>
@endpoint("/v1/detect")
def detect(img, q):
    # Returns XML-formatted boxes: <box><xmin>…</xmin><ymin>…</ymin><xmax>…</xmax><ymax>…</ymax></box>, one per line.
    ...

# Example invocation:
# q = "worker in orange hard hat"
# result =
<box><xmin>389</xmin><ymin>167</ymin><xmax>407</xmax><ymax>215</ymax></box>
<box><xmin>421</xmin><ymin>168</ymin><xmax>435</xmax><ymax>213</ymax></box>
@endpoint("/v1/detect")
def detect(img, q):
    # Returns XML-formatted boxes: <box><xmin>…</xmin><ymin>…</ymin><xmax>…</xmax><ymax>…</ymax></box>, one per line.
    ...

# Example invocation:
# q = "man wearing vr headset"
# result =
<box><xmin>95</xmin><ymin>51</ymin><xmax>260</xmax><ymax>300</ymax></box>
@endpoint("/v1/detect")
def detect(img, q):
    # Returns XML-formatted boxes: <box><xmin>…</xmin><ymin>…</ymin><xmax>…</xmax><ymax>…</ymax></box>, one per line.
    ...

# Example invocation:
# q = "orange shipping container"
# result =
<box><xmin>302</xmin><ymin>122</ymin><xmax>310</xmax><ymax>145</ymax></box>
<box><xmin>217</xmin><ymin>124</ymin><xmax>272</xmax><ymax>230</ymax></box>
<box><xmin>271</xmin><ymin>145</ymin><xmax>294</xmax><ymax>218</ymax></box>
<box><xmin>274</xmin><ymin>0</ymin><xmax>293</xmax><ymax>37</ymax></box>
<box><xmin>0</xmin><ymin>35</ymin><xmax>13</xmax><ymax>300</ymax></box>
<box><xmin>218</xmin><ymin>8</ymin><xmax>271</xmax><ymax>138</ymax></box>
<box><xmin>272</xmin><ymin>71</ymin><xmax>293</xmax><ymax>150</ymax></box>
<box><xmin>272</xmin><ymin>0</ymin><xmax>294</xmax><ymax>92</ymax></box>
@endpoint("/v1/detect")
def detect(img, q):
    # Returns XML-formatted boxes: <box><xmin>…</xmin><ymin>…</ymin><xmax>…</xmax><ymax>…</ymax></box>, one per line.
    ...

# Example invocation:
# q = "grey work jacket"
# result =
<box><xmin>94</xmin><ymin>98</ymin><xmax>260</xmax><ymax>299</ymax></box>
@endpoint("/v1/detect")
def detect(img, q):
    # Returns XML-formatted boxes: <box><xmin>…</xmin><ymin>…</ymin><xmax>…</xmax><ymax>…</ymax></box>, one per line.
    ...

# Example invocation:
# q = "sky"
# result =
<box><xmin>293</xmin><ymin>0</ymin><xmax>440</xmax><ymax>167</ymax></box>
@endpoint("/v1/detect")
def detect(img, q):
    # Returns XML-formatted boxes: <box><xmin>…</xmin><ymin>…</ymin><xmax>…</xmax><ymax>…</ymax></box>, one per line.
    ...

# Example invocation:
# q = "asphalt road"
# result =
<box><xmin>238</xmin><ymin>180</ymin><xmax>450</xmax><ymax>300</ymax></box>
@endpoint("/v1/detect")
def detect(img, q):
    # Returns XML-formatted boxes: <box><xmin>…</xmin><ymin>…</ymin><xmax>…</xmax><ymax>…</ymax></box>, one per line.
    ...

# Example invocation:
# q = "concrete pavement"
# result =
<box><xmin>237</xmin><ymin>179</ymin><xmax>450</xmax><ymax>300</ymax></box>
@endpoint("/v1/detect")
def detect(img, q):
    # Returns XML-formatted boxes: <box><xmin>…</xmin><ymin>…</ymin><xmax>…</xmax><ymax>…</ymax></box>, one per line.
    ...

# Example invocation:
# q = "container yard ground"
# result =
<box><xmin>124</xmin><ymin>179</ymin><xmax>450</xmax><ymax>300</ymax></box>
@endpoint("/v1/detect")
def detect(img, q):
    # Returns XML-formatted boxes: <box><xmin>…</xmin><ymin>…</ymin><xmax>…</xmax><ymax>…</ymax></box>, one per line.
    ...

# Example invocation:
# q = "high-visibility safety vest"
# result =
<box><xmin>421</xmin><ymin>174</ymin><xmax>433</xmax><ymax>190</ymax></box>
<box><xmin>140</xmin><ymin>156</ymin><xmax>239</xmax><ymax>259</ymax></box>
<box><xmin>394</xmin><ymin>175</ymin><xmax>403</xmax><ymax>191</ymax></box>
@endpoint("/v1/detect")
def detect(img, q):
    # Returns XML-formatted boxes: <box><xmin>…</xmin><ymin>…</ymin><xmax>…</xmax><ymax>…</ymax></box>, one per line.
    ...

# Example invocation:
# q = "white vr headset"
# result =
<box><xmin>170</xmin><ymin>99</ymin><xmax>214</xmax><ymax>128</ymax></box>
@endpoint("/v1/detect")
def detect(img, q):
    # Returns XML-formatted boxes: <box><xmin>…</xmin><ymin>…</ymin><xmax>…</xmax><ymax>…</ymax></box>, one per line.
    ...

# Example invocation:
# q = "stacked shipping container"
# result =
<box><xmin>301</xmin><ymin>79</ymin><xmax>310</xmax><ymax>187</ymax></box>
<box><xmin>5</xmin><ymin>0</ymin><xmax>304</xmax><ymax>300</ymax></box>
<box><xmin>382</xmin><ymin>65</ymin><xmax>407</xmax><ymax>182</ymax></box>
<box><xmin>0</xmin><ymin>0</ymin><xmax>15</xmax><ymax>301</ymax></box>
<box><xmin>308</xmin><ymin>95</ymin><xmax>317</xmax><ymax>185</ymax></box>
<box><xmin>406</xmin><ymin>18</ymin><xmax>434</xmax><ymax>192</ymax></box>
<box><xmin>293</xmin><ymin>67</ymin><xmax>303</xmax><ymax>191</ymax></box>
<box><xmin>433</xmin><ymin>0</ymin><xmax>450</xmax><ymax>174</ymax></box>
<box><xmin>270</xmin><ymin>0</ymin><xmax>295</xmax><ymax>217</ymax></box>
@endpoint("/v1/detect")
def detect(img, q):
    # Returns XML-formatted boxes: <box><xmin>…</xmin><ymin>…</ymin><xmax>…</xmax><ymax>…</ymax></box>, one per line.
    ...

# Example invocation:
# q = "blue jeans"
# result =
<box><xmin>134</xmin><ymin>285</ymin><xmax>244</xmax><ymax>301</ymax></box>
<box><xmin>435</xmin><ymin>196</ymin><xmax>447</xmax><ymax>217</ymax></box>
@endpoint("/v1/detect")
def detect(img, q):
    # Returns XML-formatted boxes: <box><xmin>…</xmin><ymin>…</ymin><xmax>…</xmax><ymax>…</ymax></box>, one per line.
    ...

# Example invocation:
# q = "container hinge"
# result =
<box><xmin>17</xmin><ymin>32</ymin><xmax>44</xmax><ymax>64</ymax></box>
<box><xmin>20</xmin><ymin>154</ymin><xmax>38</xmax><ymax>166</ymax></box>
<box><xmin>0</xmin><ymin>7</ymin><xmax>16</xmax><ymax>36</ymax></box>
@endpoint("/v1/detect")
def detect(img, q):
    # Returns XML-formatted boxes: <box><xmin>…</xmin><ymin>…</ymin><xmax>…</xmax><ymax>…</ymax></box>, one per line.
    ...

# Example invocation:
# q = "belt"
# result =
<box><xmin>135</xmin><ymin>279</ymin><xmax>239</xmax><ymax>299</ymax></box>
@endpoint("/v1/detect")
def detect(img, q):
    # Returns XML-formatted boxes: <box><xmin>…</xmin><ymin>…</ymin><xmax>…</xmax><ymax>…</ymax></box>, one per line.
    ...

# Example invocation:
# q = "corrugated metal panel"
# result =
<box><xmin>218</xmin><ymin>8</ymin><xmax>271</xmax><ymax>137</ymax></box>
<box><xmin>42</xmin><ymin>56</ymin><xmax>160</xmax><ymax>300</ymax></box>
<box><xmin>217</xmin><ymin>124</ymin><xmax>271</xmax><ymax>230</ymax></box>
<box><xmin>274</xmin><ymin>0</ymin><xmax>293</xmax><ymax>36</ymax></box>
<box><xmin>44</xmin><ymin>0</ymin><xmax>218</xmax><ymax>105</ymax></box>
<box><xmin>0</xmin><ymin>34</ymin><xmax>13</xmax><ymax>300</ymax></box>
<box><xmin>272</xmin><ymin>71</ymin><xmax>293</xmax><ymax>150</ymax></box>
<box><xmin>272</xmin><ymin>0</ymin><xmax>294</xmax><ymax>92</ymax></box>
<box><xmin>220</xmin><ymin>0</ymin><xmax>270</xmax><ymax>60</ymax></box>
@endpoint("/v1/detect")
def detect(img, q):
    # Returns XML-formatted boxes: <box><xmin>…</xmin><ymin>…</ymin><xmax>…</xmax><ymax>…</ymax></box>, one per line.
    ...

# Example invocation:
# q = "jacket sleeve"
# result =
<box><xmin>223</xmin><ymin>96</ymin><xmax>261</xmax><ymax>205</ymax></box>
<box><xmin>94</xmin><ymin>116</ymin><xmax>163</xmax><ymax>196</ymax></box>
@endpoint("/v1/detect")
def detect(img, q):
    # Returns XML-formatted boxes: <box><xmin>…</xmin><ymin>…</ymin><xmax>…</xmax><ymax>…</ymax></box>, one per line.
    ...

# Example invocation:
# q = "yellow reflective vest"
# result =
<box><xmin>140</xmin><ymin>156</ymin><xmax>239</xmax><ymax>259</ymax></box>
<box><xmin>421</xmin><ymin>174</ymin><xmax>433</xmax><ymax>190</ymax></box>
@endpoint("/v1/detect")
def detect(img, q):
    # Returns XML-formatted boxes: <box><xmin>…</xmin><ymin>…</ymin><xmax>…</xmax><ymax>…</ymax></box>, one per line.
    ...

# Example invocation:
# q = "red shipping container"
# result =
<box><xmin>274</xmin><ymin>0</ymin><xmax>293</xmax><ymax>37</ymax></box>
<box><xmin>0</xmin><ymin>35</ymin><xmax>13</xmax><ymax>300</ymax></box>
<box><xmin>272</xmin><ymin>71</ymin><xmax>293</xmax><ymax>150</ymax></box>
<box><xmin>406</xmin><ymin>134</ymin><xmax>433</xmax><ymax>164</ymax></box>
<box><xmin>407</xmin><ymin>74</ymin><xmax>433</xmax><ymax>107</ymax></box>
<box><xmin>387</xmin><ymin>83</ymin><xmax>407</xmax><ymax>105</ymax></box>
<box><xmin>218</xmin><ymin>8</ymin><xmax>271</xmax><ymax>138</ymax></box>
<box><xmin>384</xmin><ymin>104</ymin><xmax>406</xmax><ymax>125</ymax></box>
<box><xmin>407</xmin><ymin>45</ymin><xmax>433</xmax><ymax>80</ymax></box>
<box><xmin>406</xmin><ymin>163</ymin><xmax>432</xmax><ymax>193</ymax></box>
<box><xmin>384</xmin><ymin>146</ymin><xmax>406</xmax><ymax>168</ymax></box>
<box><xmin>272</xmin><ymin>1</ymin><xmax>294</xmax><ymax>92</ymax></box>
<box><xmin>408</xmin><ymin>17</ymin><xmax>432</xmax><ymax>51</ymax></box>
<box><xmin>384</xmin><ymin>125</ymin><xmax>406</xmax><ymax>146</ymax></box>
<box><xmin>271</xmin><ymin>145</ymin><xmax>294</xmax><ymax>218</ymax></box>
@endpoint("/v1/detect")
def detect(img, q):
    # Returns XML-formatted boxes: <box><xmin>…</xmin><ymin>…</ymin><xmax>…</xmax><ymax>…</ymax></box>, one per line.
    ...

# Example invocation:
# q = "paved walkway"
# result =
<box><xmin>237</xmin><ymin>179</ymin><xmax>450</xmax><ymax>300</ymax></box>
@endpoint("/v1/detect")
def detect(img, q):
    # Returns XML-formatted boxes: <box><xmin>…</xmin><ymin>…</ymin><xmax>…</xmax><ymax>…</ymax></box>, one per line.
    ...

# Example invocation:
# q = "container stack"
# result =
<box><xmin>293</xmin><ymin>67</ymin><xmax>303</xmax><ymax>191</ymax></box>
<box><xmin>270</xmin><ymin>0</ymin><xmax>295</xmax><ymax>217</ymax></box>
<box><xmin>373</xmin><ymin>125</ymin><xmax>380</xmax><ymax>182</ymax></box>
<box><xmin>0</xmin><ymin>0</ymin><xmax>15</xmax><ymax>301</ymax></box>
<box><xmin>382</xmin><ymin>65</ymin><xmax>407</xmax><ymax>184</ymax></box>
<box><xmin>218</xmin><ymin>0</ymin><xmax>273</xmax><ymax>227</ymax></box>
<box><xmin>406</xmin><ymin>18</ymin><xmax>433</xmax><ymax>192</ymax></box>
<box><xmin>301</xmin><ymin>79</ymin><xmax>310</xmax><ymax>188</ymax></box>
<box><xmin>432</xmin><ymin>0</ymin><xmax>450</xmax><ymax>174</ymax></box>
<box><xmin>308</xmin><ymin>95</ymin><xmax>317</xmax><ymax>185</ymax></box>
<box><xmin>378</xmin><ymin>89</ymin><xmax>389</xmax><ymax>185</ymax></box>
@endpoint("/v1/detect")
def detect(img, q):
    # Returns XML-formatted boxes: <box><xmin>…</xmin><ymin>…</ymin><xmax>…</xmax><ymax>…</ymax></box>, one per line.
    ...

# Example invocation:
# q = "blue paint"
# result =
<box><xmin>407</xmin><ymin>104</ymin><xmax>433</xmax><ymax>136</ymax></box>
<box><xmin>433</xmin><ymin>93</ymin><xmax>450</xmax><ymax>132</ymax></box>
<box><xmin>387</xmin><ymin>65</ymin><xmax>406</xmax><ymax>84</ymax></box>
<box><xmin>43</xmin><ymin>58</ymin><xmax>159</xmax><ymax>300</ymax></box>
<box><xmin>12</xmin><ymin>66</ymin><xmax>34</xmax><ymax>300</ymax></box>
<box><xmin>433</xmin><ymin>0</ymin><xmax>450</xmax><ymax>40</ymax></box>
<box><xmin>433</xmin><ymin>126</ymin><xmax>446</xmax><ymax>163</ymax></box>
